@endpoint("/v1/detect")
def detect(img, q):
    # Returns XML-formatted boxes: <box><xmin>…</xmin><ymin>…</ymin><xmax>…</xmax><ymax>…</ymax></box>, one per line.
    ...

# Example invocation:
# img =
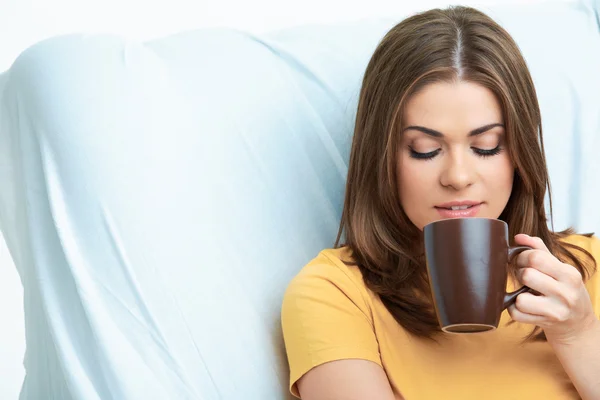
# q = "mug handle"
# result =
<box><xmin>502</xmin><ymin>246</ymin><xmax>533</xmax><ymax>310</ymax></box>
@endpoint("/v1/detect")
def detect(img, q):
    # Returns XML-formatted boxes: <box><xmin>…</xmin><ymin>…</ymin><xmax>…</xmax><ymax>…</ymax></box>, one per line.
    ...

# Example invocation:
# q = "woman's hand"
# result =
<box><xmin>508</xmin><ymin>234</ymin><xmax>598</xmax><ymax>344</ymax></box>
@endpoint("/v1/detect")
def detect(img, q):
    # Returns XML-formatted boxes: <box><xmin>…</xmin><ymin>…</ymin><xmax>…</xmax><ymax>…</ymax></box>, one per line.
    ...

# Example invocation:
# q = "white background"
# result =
<box><xmin>0</xmin><ymin>0</ymin><xmax>572</xmax><ymax>398</ymax></box>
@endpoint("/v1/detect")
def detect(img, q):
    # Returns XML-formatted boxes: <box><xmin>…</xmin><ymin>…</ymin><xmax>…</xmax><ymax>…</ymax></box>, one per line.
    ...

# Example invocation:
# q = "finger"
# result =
<box><xmin>517</xmin><ymin>267</ymin><xmax>562</xmax><ymax>297</ymax></box>
<box><xmin>514</xmin><ymin>234</ymin><xmax>550</xmax><ymax>253</ymax></box>
<box><xmin>513</xmin><ymin>292</ymin><xmax>571</xmax><ymax>323</ymax></box>
<box><xmin>514</xmin><ymin>292</ymin><xmax>554</xmax><ymax>316</ymax></box>
<box><xmin>507</xmin><ymin>303</ymin><xmax>546</xmax><ymax>325</ymax></box>
<box><xmin>515</xmin><ymin>249</ymin><xmax>575</xmax><ymax>282</ymax></box>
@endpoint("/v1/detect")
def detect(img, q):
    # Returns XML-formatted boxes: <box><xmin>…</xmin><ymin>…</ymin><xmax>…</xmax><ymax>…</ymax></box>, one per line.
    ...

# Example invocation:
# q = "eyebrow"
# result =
<box><xmin>402</xmin><ymin>123</ymin><xmax>504</xmax><ymax>138</ymax></box>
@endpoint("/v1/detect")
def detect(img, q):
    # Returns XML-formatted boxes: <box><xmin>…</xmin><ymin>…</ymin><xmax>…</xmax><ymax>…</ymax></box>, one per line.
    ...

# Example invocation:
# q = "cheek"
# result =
<box><xmin>398</xmin><ymin>157</ymin><xmax>436</xmax><ymax>200</ymax></box>
<box><xmin>482</xmin><ymin>153</ymin><xmax>514</xmax><ymax>194</ymax></box>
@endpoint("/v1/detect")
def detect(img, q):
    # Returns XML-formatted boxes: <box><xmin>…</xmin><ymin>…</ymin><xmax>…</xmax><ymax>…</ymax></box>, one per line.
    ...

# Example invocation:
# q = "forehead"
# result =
<box><xmin>402</xmin><ymin>81</ymin><xmax>503</xmax><ymax>129</ymax></box>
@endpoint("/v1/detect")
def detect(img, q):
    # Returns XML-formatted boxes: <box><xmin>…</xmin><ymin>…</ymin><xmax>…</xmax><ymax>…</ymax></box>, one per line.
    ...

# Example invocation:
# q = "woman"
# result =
<box><xmin>281</xmin><ymin>6</ymin><xmax>600</xmax><ymax>400</ymax></box>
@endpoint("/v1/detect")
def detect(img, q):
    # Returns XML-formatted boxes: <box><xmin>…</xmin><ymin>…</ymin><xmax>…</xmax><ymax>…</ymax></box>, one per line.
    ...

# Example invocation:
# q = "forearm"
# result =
<box><xmin>549</xmin><ymin>319</ymin><xmax>600</xmax><ymax>400</ymax></box>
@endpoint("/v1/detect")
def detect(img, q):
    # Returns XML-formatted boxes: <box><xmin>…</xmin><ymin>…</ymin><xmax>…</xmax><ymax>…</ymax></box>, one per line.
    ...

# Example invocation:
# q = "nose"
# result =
<box><xmin>439</xmin><ymin>150</ymin><xmax>475</xmax><ymax>190</ymax></box>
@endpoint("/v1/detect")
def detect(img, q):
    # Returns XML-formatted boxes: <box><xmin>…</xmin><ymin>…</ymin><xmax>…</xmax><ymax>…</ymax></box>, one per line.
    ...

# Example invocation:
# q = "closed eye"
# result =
<box><xmin>472</xmin><ymin>145</ymin><xmax>502</xmax><ymax>157</ymax></box>
<box><xmin>409</xmin><ymin>147</ymin><xmax>441</xmax><ymax>160</ymax></box>
<box><xmin>409</xmin><ymin>145</ymin><xmax>503</xmax><ymax>160</ymax></box>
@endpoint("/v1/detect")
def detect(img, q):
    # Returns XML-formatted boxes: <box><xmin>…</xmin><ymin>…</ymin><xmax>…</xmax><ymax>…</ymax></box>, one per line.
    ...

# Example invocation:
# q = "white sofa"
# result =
<box><xmin>0</xmin><ymin>1</ymin><xmax>599</xmax><ymax>399</ymax></box>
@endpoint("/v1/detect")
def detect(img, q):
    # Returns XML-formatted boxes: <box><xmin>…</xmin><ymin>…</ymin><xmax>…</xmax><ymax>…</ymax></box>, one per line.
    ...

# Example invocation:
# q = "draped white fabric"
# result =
<box><xmin>0</xmin><ymin>2</ymin><xmax>599</xmax><ymax>398</ymax></box>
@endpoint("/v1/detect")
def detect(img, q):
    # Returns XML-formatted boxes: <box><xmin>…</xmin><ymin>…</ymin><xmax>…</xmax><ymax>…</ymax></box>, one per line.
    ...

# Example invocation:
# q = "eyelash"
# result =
<box><xmin>409</xmin><ymin>146</ymin><xmax>502</xmax><ymax>160</ymax></box>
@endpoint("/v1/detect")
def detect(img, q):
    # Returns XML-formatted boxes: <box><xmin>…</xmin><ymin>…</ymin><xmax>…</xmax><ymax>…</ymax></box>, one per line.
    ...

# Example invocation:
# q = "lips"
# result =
<box><xmin>435</xmin><ymin>201</ymin><xmax>483</xmax><ymax>218</ymax></box>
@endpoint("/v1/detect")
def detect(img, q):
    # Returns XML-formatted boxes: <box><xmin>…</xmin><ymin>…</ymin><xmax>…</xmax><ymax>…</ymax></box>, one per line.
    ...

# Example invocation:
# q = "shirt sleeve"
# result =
<box><xmin>281</xmin><ymin>256</ymin><xmax>382</xmax><ymax>398</ymax></box>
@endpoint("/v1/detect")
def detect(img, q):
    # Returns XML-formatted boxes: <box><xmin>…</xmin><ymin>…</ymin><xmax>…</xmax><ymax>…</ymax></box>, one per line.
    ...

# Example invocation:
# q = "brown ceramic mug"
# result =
<box><xmin>423</xmin><ymin>217</ymin><xmax>531</xmax><ymax>333</ymax></box>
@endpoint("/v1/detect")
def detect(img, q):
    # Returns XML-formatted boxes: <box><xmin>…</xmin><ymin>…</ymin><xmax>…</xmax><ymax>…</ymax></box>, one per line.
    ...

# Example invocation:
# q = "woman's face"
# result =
<box><xmin>397</xmin><ymin>80</ymin><xmax>514</xmax><ymax>230</ymax></box>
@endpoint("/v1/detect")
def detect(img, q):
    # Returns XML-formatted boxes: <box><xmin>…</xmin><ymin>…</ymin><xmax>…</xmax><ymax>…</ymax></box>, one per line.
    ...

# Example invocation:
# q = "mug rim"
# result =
<box><xmin>423</xmin><ymin>217</ymin><xmax>508</xmax><ymax>231</ymax></box>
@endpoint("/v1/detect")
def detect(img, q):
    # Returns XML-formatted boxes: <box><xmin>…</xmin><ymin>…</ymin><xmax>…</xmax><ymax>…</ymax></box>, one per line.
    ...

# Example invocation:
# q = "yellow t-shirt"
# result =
<box><xmin>281</xmin><ymin>235</ymin><xmax>600</xmax><ymax>399</ymax></box>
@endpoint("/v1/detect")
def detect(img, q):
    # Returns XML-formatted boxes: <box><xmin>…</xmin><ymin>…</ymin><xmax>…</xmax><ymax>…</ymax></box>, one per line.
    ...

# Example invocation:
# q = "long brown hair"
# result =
<box><xmin>335</xmin><ymin>6</ymin><xmax>596</xmax><ymax>341</ymax></box>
